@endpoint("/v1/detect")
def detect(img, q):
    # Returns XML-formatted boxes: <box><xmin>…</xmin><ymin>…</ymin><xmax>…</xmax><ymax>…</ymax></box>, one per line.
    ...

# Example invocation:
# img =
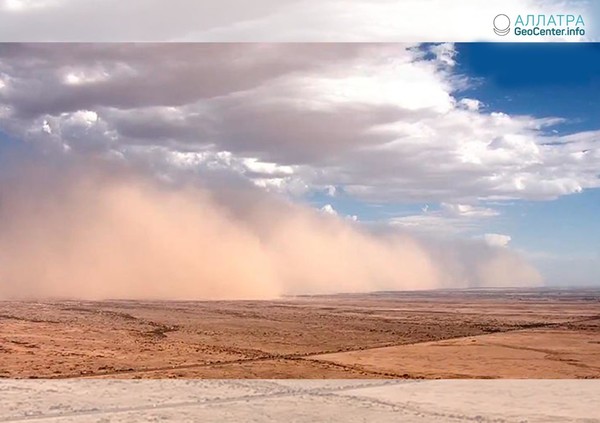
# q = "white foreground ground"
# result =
<box><xmin>1</xmin><ymin>380</ymin><xmax>599</xmax><ymax>422</ymax></box>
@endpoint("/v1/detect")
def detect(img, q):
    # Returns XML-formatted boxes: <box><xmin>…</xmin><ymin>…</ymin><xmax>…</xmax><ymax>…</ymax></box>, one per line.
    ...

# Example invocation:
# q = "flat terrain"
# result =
<box><xmin>4</xmin><ymin>380</ymin><xmax>600</xmax><ymax>422</ymax></box>
<box><xmin>1</xmin><ymin>288</ymin><xmax>599</xmax><ymax>379</ymax></box>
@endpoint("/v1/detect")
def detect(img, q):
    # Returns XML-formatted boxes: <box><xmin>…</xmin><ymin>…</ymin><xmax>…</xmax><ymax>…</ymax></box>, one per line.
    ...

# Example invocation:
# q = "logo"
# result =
<box><xmin>493</xmin><ymin>14</ymin><xmax>511</xmax><ymax>36</ymax></box>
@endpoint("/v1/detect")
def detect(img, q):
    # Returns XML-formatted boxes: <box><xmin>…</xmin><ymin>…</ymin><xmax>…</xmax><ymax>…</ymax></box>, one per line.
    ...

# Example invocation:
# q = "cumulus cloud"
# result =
<box><xmin>441</xmin><ymin>203</ymin><xmax>499</xmax><ymax>218</ymax></box>
<box><xmin>483</xmin><ymin>233</ymin><xmax>512</xmax><ymax>248</ymax></box>
<box><xmin>0</xmin><ymin>43</ymin><xmax>598</xmax><ymax>205</ymax></box>
<box><xmin>320</xmin><ymin>204</ymin><xmax>338</xmax><ymax>215</ymax></box>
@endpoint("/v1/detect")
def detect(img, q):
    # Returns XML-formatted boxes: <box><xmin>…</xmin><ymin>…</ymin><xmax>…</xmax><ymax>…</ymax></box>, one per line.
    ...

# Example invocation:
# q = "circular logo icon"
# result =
<box><xmin>493</xmin><ymin>14</ymin><xmax>511</xmax><ymax>36</ymax></box>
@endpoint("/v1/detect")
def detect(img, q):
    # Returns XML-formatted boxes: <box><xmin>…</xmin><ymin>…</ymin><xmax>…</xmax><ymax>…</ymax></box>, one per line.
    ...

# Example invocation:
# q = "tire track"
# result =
<box><xmin>0</xmin><ymin>380</ymin><xmax>453</xmax><ymax>423</ymax></box>
<box><xmin>39</xmin><ymin>310</ymin><xmax>600</xmax><ymax>379</ymax></box>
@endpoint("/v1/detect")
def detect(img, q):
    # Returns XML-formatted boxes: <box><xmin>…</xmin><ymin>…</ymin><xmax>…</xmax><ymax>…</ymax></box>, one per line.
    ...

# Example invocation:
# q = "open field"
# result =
<box><xmin>1</xmin><ymin>288</ymin><xmax>599</xmax><ymax>379</ymax></box>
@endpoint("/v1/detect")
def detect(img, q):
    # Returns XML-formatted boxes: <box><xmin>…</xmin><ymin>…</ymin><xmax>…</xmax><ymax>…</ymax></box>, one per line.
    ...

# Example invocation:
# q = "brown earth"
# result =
<box><xmin>1</xmin><ymin>288</ymin><xmax>599</xmax><ymax>379</ymax></box>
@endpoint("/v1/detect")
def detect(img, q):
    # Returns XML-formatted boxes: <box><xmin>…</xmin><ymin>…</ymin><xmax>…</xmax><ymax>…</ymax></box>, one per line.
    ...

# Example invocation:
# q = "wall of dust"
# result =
<box><xmin>0</xmin><ymin>160</ymin><xmax>542</xmax><ymax>300</ymax></box>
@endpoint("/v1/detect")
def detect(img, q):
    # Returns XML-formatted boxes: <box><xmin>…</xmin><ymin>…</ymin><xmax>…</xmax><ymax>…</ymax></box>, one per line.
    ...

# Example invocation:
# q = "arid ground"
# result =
<box><xmin>1</xmin><ymin>288</ymin><xmax>599</xmax><ymax>379</ymax></box>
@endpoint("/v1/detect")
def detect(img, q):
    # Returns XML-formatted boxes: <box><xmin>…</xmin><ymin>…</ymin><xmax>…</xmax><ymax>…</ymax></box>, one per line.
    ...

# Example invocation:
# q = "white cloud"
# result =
<box><xmin>320</xmin><ymin>204</ymin><xmax>337</xmax><ymax>215</ymax></box>
<box><xmin>483</xmin><ymin>233</ymin><xmax>512</xmax><ymax>247</ymax></box>
<box><xmin>319</xmin><ymin>204</ymin><xmax>359</xmax><ymax>222</ymax></box>
<box><xmin>441</xmin><ymin>203</ymin><xmax>500</xmax><ymax>218</ymax></box>
<box><xmin>0</xmin><ymin>43</ymin><xmax>598</xmax><ymax>208</ymax></box>
<box><xmin>325</xmin><ymin>185</ymin><xmax>337</xmax><ymax>197</ymax></box>
<box><xmin>41</xmin><ymin>119</ymin><xmax>52</xmax><ymax>134</ymax></box>
<box><xmin>389</xmin><ymin>213</ymin><xmax>479</xmax><ymax>235</ymax></box>
<box><xmin>389</xmin><ymin>204</ymin><xmax>500</xmax><ymax>235</ymax></box>
<box><xmin>242</xmin><ymin>158</ymin><xmax>295</xmax><ymax>176</ymax></box>
<box><xmin>458</xmin><ymin>98</ymin><xmax>481</xmax><ymax>111</ymax></box>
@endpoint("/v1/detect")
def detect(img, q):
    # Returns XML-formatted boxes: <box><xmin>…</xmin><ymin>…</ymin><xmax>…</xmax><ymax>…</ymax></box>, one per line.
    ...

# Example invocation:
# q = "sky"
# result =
<box><xmin>0</xmin><ymin>0</ymin><xmax>596</xmax><ymax>41</ymax></box>
<box><xmin>453</xmin><ymin>43</ymin><xmax>600</xmax><ymax>285</ymax></box>
<box><xmin>313</xmin><ymin>43</ymin><xmax>600</xmax><ymax>286</ymax></box>
<box><xmin>0</xmin><ymin>43</ymin><xmax>598</xmax><ymax>297</ymax></box>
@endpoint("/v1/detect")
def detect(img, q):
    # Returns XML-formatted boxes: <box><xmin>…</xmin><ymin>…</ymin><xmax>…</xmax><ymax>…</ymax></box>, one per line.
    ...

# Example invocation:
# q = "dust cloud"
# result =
<box><xmin>0</xmin><ymin>160</ymin><xmax>542</xmax><ymax>300</ymax></box>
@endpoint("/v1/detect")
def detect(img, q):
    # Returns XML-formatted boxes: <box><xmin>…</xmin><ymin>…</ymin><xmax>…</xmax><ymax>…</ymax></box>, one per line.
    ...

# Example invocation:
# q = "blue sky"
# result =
<box><xmin>450</xmin><ymin>43</ymin><xmax>600</xmax><ymax>270</ymax></box>
<box><xmin>455</xmin><ymin>43</ymin><xmax>600</xmax><ymax>131</ymax></box>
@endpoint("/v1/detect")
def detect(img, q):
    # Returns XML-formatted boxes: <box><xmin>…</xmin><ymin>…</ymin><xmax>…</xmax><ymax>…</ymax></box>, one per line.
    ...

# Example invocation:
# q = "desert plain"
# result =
<box><xmin>1</xmin><ymin>288</ymin><xmax>599</xmax><ymax>379</ymax></box>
